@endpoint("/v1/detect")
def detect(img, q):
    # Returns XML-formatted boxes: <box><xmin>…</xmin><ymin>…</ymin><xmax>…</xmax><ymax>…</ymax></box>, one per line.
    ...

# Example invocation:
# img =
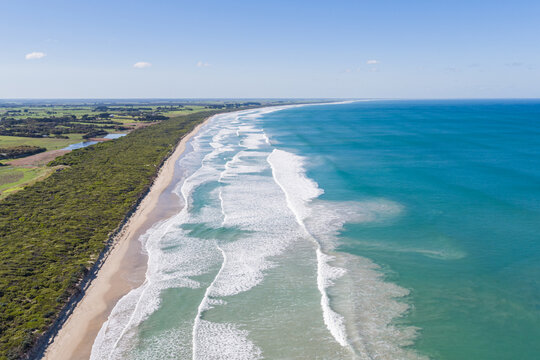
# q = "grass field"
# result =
<box><xmin>0</xmin><ymin>106</ymin><xmax>209</xmax><ymax>200</ymax></box>
<box><xmin>163</xmin><ymin>107</ymin><xmax>206</xmax><ymax>117</ymax></box>
<box><xmin>0</xmin><ymin>134</ymin><xmax>85</xmax><ymax>151</ymax></box>
<box><xmin>0</xmin><ymin>167</ymin><xmax>54</xmax><ymax>199</ymax></box>
<box><xmin>0</xmin><ymin>105</ymin><xmax>208</xmax><ymax>121</ymax></box>
<box><xmin>0</xmin><ymin>104</ymin><xmax>212</xmax><ymax>151</ymax></box>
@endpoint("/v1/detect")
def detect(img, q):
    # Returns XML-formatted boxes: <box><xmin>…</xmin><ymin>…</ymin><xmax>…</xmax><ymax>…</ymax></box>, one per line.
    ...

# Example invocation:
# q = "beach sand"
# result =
<box><xmin>43</xmin><ymin>118</ymin><xmax>210</xmax><ymax>360</ymax></box>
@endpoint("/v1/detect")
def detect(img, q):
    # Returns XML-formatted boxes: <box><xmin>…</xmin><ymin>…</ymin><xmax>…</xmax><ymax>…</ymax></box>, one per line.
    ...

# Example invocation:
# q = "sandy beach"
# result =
<box><xmin>43</xmin><ymin>117</ymin><xmax>211</xmax><ymax>360</ymax></box>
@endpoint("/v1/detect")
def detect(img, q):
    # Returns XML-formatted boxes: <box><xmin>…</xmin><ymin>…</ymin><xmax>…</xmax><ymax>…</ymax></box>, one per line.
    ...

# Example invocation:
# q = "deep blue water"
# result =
<box><xmin>261</xmin><ymin>100</ymin><xmax>540</xmax><ymax>359</ymax></box>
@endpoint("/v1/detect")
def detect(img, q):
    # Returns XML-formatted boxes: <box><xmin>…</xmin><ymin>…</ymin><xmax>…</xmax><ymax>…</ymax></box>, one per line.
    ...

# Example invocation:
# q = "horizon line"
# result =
<box><xmin>1</xmin><ymin>97</ymin><xmax>539</xmax><ymax>101</ymax></box>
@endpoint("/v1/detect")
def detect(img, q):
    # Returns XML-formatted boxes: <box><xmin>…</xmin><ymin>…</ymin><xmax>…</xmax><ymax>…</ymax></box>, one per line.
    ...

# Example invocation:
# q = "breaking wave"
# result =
<box><xmin>91</xmin><ymin>105</ymin><xmax>423</xmax><ymax>359</ymax></box>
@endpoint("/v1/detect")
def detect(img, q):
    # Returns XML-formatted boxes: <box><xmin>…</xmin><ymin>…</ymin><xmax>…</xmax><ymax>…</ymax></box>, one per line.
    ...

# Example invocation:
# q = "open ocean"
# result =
<box><xmin>91</xmin><ymin>100</ymin><xmax>540</xmax><ymax>359</ymax></box>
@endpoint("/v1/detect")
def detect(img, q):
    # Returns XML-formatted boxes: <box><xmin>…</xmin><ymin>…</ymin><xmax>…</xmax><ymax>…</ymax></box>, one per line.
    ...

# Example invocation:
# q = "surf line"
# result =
<box><xmin>267</xmin><ymin>148</ymin><xmax>353</xmax><ymax>352</ymax></box>
<box><xmin>102</xmin><ymin>209</ymin><xmax>184</xmax><ymax>359</ymax></box>
<box><xmin>101</xmin><ymin>121</ymin><xmax>221</xmax><ymax>359</ymax></box>
<box><xmin>191</xmin><ymin>116</ymin><xmax>239</xmax><ymax>360</ymax></box>
<box><xmin>191</xmin><ymin>244</ymin><xmax>226</xmax><ymax>360</ymax></box>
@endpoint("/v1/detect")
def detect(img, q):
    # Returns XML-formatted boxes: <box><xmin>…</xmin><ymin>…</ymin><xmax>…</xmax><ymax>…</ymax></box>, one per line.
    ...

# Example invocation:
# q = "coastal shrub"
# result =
<box><xmin>0</xmin><ymin>110</ymin><xmax>220</xmax><ymax>359</ymax></box>
<box><xmin>82</xmin><ymin>129</ymin><xmax>108</xmax><ymax>139</ymax></box>
<box><xmin>0</xmin><ymin>146</ymin><xmax>46</xmax><ymax>160</ymax></box>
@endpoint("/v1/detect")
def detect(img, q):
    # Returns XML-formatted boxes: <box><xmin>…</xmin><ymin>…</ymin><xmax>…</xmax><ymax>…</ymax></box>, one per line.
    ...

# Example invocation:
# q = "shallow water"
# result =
<box><xmin>63</xmin><ymin>140</ymin><xmax>99</xmax><ymax>150</ymax></box>
<box><xmin>91</xmin><ymin>101</ymin><xmax>540</xmax><ymax>359</ymax></box>
<box><xmin>62</xmin><ymin>133</ymin><xmax>125</xmax><ymax>150</ymax></box>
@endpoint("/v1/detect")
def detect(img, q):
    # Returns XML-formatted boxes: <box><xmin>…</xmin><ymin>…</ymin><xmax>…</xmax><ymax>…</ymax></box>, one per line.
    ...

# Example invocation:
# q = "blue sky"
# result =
<box><xmin>1</xmin><ymin>0</ymin><xmax>539</xmax><ymax>98</ymax></box>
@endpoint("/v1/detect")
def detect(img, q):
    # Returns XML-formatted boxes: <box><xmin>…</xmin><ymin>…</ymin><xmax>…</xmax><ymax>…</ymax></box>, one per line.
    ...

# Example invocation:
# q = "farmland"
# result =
<box><xmin>0</xmin><ymin>101</ymin><xmax>221</xmax><ymax>197</ymax></box>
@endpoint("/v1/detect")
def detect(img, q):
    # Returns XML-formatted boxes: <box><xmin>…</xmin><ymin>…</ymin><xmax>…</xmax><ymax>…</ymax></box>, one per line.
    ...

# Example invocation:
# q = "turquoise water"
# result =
<box><xmin>262</xmin><ymin>100</ymin><xmax>540</xmax><ymax>359</ymax></box>
<box><xmin>62</xmin><ymin>140</ymin><xmax>99</xmax><ymax>150</ymax></box>
<box><xmin>91</xmin><ymin>101</ymin><xmax>540</xmax><ymax>359</ymax></box>
<box><xmin>62</xmin><ymin>133</ymin><xmax>126</xmax><ymax>150</ymax></box>
<box><xmin>104</xmin><ymin>133</ymin><xmax>127</xmax><ymax>139</ymax></box>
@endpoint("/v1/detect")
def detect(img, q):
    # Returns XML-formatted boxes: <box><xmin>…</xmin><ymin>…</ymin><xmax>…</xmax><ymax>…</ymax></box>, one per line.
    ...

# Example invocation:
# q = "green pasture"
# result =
<box><xmin>0</xmin><ymin>134</ymin><xmax>85</xmax><ymax>151</ymax></box>
<box><xmin>0</xmin><ymin>167</ymin><xmax>52</xmax><ymax>199</ymax></box>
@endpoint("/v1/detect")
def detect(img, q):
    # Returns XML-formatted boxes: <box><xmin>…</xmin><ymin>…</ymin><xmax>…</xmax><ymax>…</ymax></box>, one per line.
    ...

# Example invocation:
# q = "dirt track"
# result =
<box><xmin>7</xmin><ymin>149</ymin><xmax>70</xmax><ymax>166</ymax></box>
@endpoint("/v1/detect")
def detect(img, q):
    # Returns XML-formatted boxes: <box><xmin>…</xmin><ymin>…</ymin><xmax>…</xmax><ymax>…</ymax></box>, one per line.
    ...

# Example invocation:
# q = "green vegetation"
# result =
<box><xmin>0</xmin><ymin>103</ymin><xmax>213</xmax><ymax>138</ymax></box>
<box><xmin>0</xmin><ymin>103</ymin><xmax>214</xmax><ymax>156</ymax></box>
<box><xmin>0</xmin><ymin>100</ymin><xmax>312</xmax><ymax>157</ymax></box>
<box><xmin>0</xmin><ymin>115</ymin><xmax>122</xmax><ymax>138</ymax></box>
<box><xmin>82</xmin><ymin>129</ymin><xmax>108</xmax><ymax>139</ymax></box>
<box><xmin>0</xmin><ymin>102</ymin><xmax>263</xmax><ymax>123</ymax></box>
<box><xmin>0</xmin><ymin>110</ymin><xmax>221</xmax><ymax>359</ymax></box>
<box><xmin>0</xmin><ymin>167</ymin><xmax>25</xmax><ymax>186</ymax></box>
<box><xmin>0</xmin><ymin>134</ymin><xmax>85</xmax><ymax>151</ymax></box>
<box><xmin>0</xmin><ymin>167</ymin><xmax>54</xmax><ymax>199</ymax></box>
<box><xmin>0</xmin><ymin>99</ymin><xmax>314</xmax><ymax>359</ymax></box>
<box><xmin>0</xmin><ymin>146</ymin><xmax>46</xmax><ymax>160</ymax></box>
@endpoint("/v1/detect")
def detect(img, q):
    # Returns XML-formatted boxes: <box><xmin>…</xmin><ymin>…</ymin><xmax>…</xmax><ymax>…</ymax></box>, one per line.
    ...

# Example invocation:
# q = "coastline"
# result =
<box><xmin>43</xmin><ymin>117</ymin><xmax>211</xmax><ymax>360</ymax></box>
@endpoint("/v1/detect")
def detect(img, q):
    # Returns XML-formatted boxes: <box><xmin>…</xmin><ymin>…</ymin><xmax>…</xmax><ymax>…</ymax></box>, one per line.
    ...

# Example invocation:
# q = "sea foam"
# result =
<box><xmin>267</xmin><ymin>149</ymin><xmax>350</xmax><ymax>348</ymax></box>
<box><xmin>91</xmin><ymin>106</ymin><xmax>422</xmax><ymax>360</ymax></box>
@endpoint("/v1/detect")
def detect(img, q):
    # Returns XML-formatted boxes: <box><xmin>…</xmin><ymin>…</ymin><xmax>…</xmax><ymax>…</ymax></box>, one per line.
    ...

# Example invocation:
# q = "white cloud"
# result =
<box><xmin>25</xmin><ymin>52</ymin><xmax>46</xmax><ymax>60</ymax></box>
<box><xmin>366</xmin><ymin>59</ymin><xmax>379</xmax><ymax>65</ymax></box>
<box><xmin>133</xmin><ymin>61</ymin><xmax>152</xmax><ymax>68</ymax></box>
<box><xmin>197</xmin><ymin>61</ymin><xmax>210</xmax><ymax>67</ymax></box>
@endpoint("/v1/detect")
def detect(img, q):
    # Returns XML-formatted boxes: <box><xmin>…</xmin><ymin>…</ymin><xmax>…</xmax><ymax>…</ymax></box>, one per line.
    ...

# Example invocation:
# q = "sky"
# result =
<box><xmin>1</xmin><ymin>0</ymin><xmax>539</xmax><ymax>99</ymax></box>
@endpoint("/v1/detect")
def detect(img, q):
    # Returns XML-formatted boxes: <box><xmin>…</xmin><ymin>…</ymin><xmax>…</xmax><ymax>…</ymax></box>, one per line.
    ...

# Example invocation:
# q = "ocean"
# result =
<box><xmin>90</xmin><ymin>100</ymin><xmax>540</xmax><ymax>359</ymax></box>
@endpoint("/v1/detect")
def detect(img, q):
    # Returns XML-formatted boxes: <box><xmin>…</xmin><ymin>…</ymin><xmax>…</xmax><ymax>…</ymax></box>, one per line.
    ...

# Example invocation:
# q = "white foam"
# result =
<box><xmin>195</xmin><ymin>320</ymin><xmax>262</xmax><ymax>360</ymax></box>
<box><xmin>267</xmin><ymin>148</ymin><xmax>424</xmax><ymax>359</ymax></box>
<box><xmin>92</xmin><ymin>113</ymin><xmax>234</xmax><ymax>359</ymax></box>
<box><xmin>193</xmin><ymin>246</ymin><xmax>228</xmax><ymax>359</ymax></box>
<box><xmin>189</xmin><ymin>111</ymin><xmax>306</xmax><ymax>359</ymax></box>
<box><xmin>330</xmin><ymin>253</ymin><xmax>427</xmax><ymax>360</ymax></box>
<box><xmin>92</xmin><ymin>105</ymin><xmax>422</xmax><ymax>360</ymax></box>
<box><xmin>267</xmin><ymin>149</ymin><xmax>350</xmax><ymax>348</ymax></box>
<box><xmin>131</xmin><ymin>328</ymin><xmax>192</xmax><ymax>360</ymax></box>
<box><xmin>352</xmin><ymin>239</ymin><xmax>466</xmax><ymax>260</ymax></box>
<box><xmin>306</xmin><ymin>199</ymin><xmax>403</xmax><ymax>250</ymax></box>
<box><xmin>209</xmin><ymin>146</ymin><xmax>300</xmax><ymax>298</ymax></box>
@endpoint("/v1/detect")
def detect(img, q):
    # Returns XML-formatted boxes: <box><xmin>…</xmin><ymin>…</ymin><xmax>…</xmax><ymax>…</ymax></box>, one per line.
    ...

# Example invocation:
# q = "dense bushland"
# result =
<box><xmin>0</xmin><ymin>146</ymin><xmax>46</xmax><ymax>160</ymax></box>
<box><xmin>0</xmin><ymin>111</ymin><xmax>219</xmax><ymax>359</ymax></box>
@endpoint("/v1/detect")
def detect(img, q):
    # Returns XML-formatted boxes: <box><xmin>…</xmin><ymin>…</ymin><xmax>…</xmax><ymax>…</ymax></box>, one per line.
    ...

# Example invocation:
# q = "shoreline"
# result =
<box><xmin>41</xmin><ymin>104</ymin><xmax>330</xmax><ymax>359</ymax></box>
<box><xmin>43</xmin><ymin>117</ymin><xmax>212</xmax><ymax>360</ymax></box>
